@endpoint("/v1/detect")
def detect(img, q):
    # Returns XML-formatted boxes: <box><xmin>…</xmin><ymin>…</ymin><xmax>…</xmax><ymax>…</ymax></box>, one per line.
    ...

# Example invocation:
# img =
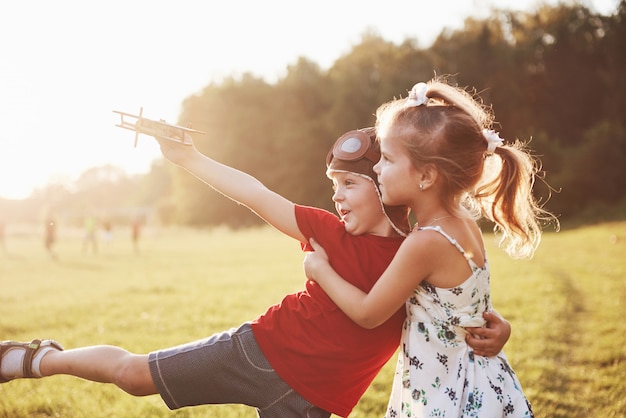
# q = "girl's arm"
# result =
<box><xmin>154</xmin><ymin>134</ymin><xmax>305</xmax><ymax>242</ymax></box>
<box><xmin>304</xmin><ymin>238</ymin><xmax>510</xmax><ymax>353</ymax></box>
<box><xmin>304</xmin><ymin>235</ymin><xmax>432</xmax><ymax>328</ymax></box>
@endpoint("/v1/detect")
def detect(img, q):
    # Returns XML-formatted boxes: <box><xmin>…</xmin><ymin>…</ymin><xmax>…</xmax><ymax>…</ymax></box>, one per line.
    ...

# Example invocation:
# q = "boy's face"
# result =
<box><xmin>330</xmin><ymin>171</ymin><xmax>394</xmax><ymax>237</ymax></box>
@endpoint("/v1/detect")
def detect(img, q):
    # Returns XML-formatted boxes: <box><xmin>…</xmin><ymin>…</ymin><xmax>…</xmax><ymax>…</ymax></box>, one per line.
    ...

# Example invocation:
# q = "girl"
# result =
<box><xmin>304</xmin><ymin>78</ymin><xmax>557</xmax><ymax>417</ymax></box>
<box><xmin>0</xmin><ymin>128</ymin><xmax>510</xmax><ymax>417</ymax></box>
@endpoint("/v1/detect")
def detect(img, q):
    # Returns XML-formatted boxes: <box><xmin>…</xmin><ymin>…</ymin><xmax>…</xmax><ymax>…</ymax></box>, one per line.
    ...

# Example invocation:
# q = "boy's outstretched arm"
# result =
<box><xmin>465</xmin><ymin>310</ymin><xmax>511</xmax><ymax>357</ymax></box>
<box><xmin>153</xmin><ymin>134</ymin><xmax>305</xmax><ymax>242</ymax></box>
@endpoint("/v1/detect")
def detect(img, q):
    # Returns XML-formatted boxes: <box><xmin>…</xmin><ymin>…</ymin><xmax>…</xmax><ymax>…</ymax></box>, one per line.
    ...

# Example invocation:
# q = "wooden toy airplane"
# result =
<box><xmin>113</xmin><ymin>107</ymin><xmax>205</xmax><ymax>147</ymax></box>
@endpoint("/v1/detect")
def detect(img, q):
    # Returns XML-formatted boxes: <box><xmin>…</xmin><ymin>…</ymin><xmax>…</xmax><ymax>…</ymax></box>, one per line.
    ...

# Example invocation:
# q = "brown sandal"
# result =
<box><xmin>0</xmin><ymin>339</ymin><xmax>63</xmax><ymax>382</ymax></box>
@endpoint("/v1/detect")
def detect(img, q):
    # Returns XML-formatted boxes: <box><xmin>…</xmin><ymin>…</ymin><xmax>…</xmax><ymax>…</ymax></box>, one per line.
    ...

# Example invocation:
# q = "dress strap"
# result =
<box><xmin>417</xmin><ymin>225</ymin><xmax>479</xmax><ymax>269</ymax></box>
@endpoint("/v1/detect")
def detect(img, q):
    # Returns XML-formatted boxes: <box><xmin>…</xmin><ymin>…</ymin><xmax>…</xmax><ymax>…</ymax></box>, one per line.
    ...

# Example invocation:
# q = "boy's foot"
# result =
<box><xmin>0</xmin><ymin>339</ymin><xmax>63</xmax><ymax>382</ymax></box>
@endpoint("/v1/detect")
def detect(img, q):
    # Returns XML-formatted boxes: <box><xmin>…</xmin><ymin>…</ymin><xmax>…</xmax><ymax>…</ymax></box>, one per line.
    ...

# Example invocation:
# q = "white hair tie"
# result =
<box><xmin>483</xmin><ymin>129</ymin><xmax>504</xmax><ymax>154</ymax></box>
<box><xmin>406</xmin><ymin>82</ymin><xmax>428</xmax><ymax>107</ymax></box>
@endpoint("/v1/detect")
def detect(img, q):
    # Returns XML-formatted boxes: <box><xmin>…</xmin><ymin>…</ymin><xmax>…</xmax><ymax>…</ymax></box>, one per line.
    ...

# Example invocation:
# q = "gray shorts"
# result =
<box><xmin>148</xmin><ymin>322</ymin><xmax>330</xmax><ymax>418</ymax></box>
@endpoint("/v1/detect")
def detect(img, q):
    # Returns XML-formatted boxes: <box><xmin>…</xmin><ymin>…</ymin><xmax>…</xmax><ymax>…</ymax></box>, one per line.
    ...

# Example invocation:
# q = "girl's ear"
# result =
<box><xmin>418</xmin><ymin>164</ymin><xmax>438</xmax><ymax>191</ymax></box>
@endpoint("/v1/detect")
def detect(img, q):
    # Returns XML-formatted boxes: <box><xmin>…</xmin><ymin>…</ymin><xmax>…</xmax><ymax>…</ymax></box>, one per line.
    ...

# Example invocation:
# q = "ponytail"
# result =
<box><xmin>474</xmin><ymin>141</ymin><xmax>558</xmax><ymax>259</ymax></box>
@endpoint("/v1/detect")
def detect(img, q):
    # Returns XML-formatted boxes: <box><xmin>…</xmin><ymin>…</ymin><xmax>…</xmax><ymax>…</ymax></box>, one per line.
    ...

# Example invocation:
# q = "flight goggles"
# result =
<box><xmin>326</xmin><ymin>128</ymin><xmax>380</xmax><ymax>167</ymax></box>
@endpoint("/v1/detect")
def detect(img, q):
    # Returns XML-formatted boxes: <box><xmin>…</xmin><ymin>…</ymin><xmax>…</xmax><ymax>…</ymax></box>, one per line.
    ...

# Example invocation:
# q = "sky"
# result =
<box><xmin>0</xmin><ymin>0</ymin><xmax>618</xmax><ymax>199</ymax></box>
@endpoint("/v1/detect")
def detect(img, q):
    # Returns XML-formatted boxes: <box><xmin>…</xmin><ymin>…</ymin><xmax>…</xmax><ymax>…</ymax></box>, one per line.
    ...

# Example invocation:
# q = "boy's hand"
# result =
<box><xmin>153</xmin><ymin>133</ymin><xmax>197</xmax><ymax>166</ymax></box>
<box><xmin>465</xmin><ymin>310</ymin><xmax>511</xmax><ymax>357</ymax></box>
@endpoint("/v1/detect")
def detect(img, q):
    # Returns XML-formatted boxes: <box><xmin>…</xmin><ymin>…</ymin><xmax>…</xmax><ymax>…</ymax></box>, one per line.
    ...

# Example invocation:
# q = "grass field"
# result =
<box><xmin>0</xmin><ymin>221</ymin><xmax>624</xmax><ymax>417</ymax></box>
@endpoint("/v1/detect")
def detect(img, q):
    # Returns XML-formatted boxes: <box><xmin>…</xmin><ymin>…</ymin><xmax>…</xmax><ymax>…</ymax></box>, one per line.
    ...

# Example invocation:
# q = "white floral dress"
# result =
<box><xmin>385</xmin><ymin>226</ymin><xmax>533</xmax><ymax>418</ymax></box>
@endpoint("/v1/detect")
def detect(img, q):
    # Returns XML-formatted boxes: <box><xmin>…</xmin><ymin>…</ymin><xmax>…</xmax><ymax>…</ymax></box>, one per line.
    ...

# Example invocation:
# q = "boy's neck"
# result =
<box><xmin>366</xmin><ymin>224</ymin><xmax>403</xmax><ymax>238</ymax></box>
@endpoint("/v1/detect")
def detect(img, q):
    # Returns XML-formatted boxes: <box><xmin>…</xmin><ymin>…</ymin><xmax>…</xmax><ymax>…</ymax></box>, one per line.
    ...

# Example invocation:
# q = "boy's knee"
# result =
<box><xmin>114</xmin><ymin>354</ymin><xmax>155</xmax><ymax>396</ymax></box>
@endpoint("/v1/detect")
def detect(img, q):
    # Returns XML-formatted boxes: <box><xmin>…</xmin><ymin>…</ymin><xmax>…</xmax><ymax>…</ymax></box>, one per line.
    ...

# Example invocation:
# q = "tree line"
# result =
<box><xmin>3</xmin><ymin>1</ymin><xmax>625</xmax><ymax>229</ymax></box>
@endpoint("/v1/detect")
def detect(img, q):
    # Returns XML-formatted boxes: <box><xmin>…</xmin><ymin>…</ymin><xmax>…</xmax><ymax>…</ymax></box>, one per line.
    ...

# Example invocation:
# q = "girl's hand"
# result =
<box><xmin>465</xmin><ymin>310</ymin><xmax>511</xmax><ymax>357</ymax></box>
<box><xmin>303</xmin><ymin>238</ymin><xmax>331</xmax><ymax>283</ymax></box>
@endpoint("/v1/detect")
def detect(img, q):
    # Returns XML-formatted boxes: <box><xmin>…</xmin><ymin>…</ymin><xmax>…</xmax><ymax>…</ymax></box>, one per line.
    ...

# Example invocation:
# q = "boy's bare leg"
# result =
<box><xmin>3</xmin><ymin>343</ymin><xmax>157</xmax><ymax>396</ymax></box>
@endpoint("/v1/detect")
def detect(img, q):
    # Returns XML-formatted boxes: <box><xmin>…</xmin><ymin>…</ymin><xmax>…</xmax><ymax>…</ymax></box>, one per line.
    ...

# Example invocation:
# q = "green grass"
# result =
<box><xmin>0</xmin><ymin>222</ymin><xmax>624</xmax><ymax>417</ymax></box>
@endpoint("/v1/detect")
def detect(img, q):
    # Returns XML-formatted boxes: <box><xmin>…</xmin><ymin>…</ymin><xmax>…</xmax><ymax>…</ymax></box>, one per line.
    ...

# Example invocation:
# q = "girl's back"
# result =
<box><xmin>385</xmin><ymin>225</ymin><xmax>533</xmax><ymax>417</ymax></box>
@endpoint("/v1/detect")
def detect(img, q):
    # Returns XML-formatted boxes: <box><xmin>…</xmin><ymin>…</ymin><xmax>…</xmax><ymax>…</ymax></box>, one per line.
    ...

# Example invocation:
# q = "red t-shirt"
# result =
<box><xmin>251</xmin><ymin>205</ymin><xmax>405</xmax><ymax>417</ymax></box>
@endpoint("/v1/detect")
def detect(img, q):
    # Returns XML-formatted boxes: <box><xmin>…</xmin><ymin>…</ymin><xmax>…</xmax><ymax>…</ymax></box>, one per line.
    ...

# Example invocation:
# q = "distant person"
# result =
<box><xmin>44</xmin><ymin>217</ymin><xmax>57</xmax><ymax>260</ymax></box>
<box><xmin>82</xmin><ymin>216</ymin><xmax>98</xmax><ymax>254</ymax></box>
<box><xmin>304</xmin><ymin>78</ymin><xmax>558</xmax><ymax>417</ymax></box>
<box><xmin>0</xmin><ymin>221</ymin><xmax>6</xmax><ymax>254</ymax></box>
<box><xmin>131</xmin><ymin>217</ymin><xmax>141</xmax><ymax>254</ymax></box>
<box><xmin>0</xmin><ymin>127</ymin><xmax>511</xmax><ymax>417</ymax></box>
<box><xmin>102</xmin><ymin>219</ymin><xmax>113</xmax><ymax>244</ymax></box>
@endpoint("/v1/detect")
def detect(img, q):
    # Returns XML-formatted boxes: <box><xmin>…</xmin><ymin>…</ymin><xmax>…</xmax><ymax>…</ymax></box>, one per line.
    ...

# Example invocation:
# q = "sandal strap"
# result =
<box><xmin>23</xmin><ymin>339</ymin><xmax>42</xmax><ymax>378</ymax></box>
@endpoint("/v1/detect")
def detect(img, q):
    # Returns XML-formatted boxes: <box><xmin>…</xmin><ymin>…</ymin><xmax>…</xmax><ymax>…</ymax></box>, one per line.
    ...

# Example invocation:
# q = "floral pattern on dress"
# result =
<box><xmin>384</xmin><ymin>226</ymin><xmax>534</xmax><ymax>418</ymax></box>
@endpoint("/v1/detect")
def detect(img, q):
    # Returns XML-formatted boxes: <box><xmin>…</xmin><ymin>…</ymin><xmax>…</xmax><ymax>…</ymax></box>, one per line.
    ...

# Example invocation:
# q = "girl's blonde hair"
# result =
<box><xmin>375</xmin><ymin>76</ymin><xmax>558</xmax><ymax>259</ymax></box>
